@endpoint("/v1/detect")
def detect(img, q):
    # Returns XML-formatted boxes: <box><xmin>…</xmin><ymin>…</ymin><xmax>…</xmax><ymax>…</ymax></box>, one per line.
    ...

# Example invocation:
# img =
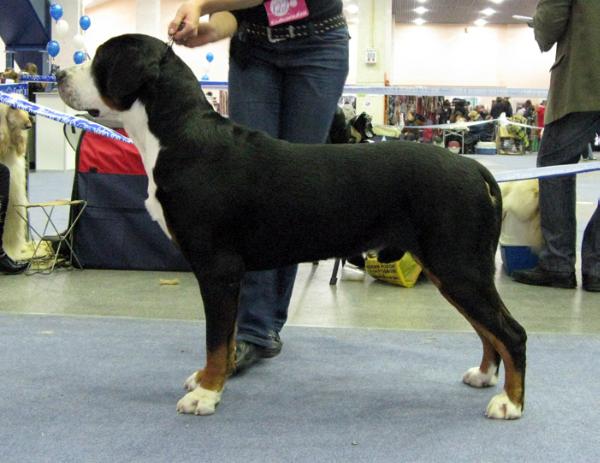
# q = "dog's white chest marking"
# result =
<box><xmin>121</xmin><ymin>101</ymin><xmax>171</xmax><ymax>239</ymax></box>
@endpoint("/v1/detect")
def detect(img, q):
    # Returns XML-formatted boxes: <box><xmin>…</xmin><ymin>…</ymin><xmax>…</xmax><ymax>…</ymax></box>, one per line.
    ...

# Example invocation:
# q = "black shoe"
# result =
<box><xmin>0</xmin><ymin>252</ymin><xmax>28</xmax><ymax>275</ymax></box>
<box><xmin>582</xmin><ymin>274</ymin><xmax>600</xmax><ymax>292</ymax></box>
<box><xmin>234</xmin><ymin>333</ymin><xmax>283</xmax><ymax>375</ymax></box>
<box><xmin>512</xmin><ymin>266</ymin><xmax>576</xmax><ymax>289</ymax></box>
<box><xmin>234</xmin><ymin>341</ymin><xmax>261</xmax><ymax>374</ymax></box>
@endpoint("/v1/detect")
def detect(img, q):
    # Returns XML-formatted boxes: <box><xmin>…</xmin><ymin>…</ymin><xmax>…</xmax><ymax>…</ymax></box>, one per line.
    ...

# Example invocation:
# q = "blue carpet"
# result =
<box><xmin>1</xmin><ymin>313</ymin><xmax>598</xmax><ymax>463</ymax></box>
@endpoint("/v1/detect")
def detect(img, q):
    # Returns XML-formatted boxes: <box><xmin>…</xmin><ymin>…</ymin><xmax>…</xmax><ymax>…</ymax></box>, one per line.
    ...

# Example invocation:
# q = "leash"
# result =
<box><xmin>167</xmin><ymin>21</ymin><xmax>185</xmax><ymax>48</ymax></box>
<box><xmin>0</xmin><ymin>91</ymin><xmax>133</xmax><ymax>144</ymax></box>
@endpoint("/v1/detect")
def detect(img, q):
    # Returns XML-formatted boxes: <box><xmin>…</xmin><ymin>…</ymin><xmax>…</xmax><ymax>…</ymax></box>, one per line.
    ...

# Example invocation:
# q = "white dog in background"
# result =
<box><xmin>0</xmin><ymin>96</ymin><xmax>32</xmax><ymax>260</ymax></box>
<box><xmin>499</xmin><ymin>179</ymin><xmax>543</xmax><ymax>251</ymax></box>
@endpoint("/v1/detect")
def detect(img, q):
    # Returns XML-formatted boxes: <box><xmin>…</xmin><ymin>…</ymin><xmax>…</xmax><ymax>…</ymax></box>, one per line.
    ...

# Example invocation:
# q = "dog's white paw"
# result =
<box><xmin>176</xmin><ymin>387</ymin><xmax>222</xmax><ymax>416</ymax></box>
<box><xmin>462</xmin><ymin>366</ymin><xmax>498</xmax><ymax>388</ymax></box>
<box><xmin>184</xmin><ymin>371</ymin><xmax>201</xmax><ymax>391</ymax></box>
<box><xmin>485</xmin><ymin>391</ymin><xmax>522</xmax><ymax>420</ymax></box>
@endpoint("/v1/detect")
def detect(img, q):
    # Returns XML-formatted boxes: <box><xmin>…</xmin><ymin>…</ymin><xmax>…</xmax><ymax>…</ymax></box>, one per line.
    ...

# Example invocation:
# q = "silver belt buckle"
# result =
<box><xmin>266</xmin><ymin>27</ymin><xmax>284</xmax><ymax>43</ymax></box>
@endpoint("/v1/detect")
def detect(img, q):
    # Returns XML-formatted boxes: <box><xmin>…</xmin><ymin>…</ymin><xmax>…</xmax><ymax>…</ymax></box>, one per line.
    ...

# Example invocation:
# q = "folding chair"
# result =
<box><xmin>15</xmin><ymin>199</ymin><xmax>87</xmax><ymax>275</ymax></box>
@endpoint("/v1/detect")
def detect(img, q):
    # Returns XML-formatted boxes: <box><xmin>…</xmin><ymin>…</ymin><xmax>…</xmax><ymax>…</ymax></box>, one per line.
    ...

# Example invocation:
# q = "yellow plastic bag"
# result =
<box><xmin>365</xmin><ymin>252</ymin><xmax>422</xmax><ymax>288</ymax></box>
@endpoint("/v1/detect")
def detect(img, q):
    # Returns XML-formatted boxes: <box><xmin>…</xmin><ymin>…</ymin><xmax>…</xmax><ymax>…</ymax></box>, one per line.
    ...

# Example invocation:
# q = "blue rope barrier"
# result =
<box><xmin>494</xmin><ymin>162</ymin><xmax>600</xmax><ymax>183</ymax></box>
<box><xmin>17</xmin><ymin>75</ymin><xmax>59</xmax><ymax>83</ymax></box>
<box><xmin>0</xmin><ymin>83</ymin><xmax>28</xmax><ymax>97</ymax></box>
<box><xmin>0</xmin><ymin>91</ymin><xmax>133</xmax><ymax>145</ymax></box>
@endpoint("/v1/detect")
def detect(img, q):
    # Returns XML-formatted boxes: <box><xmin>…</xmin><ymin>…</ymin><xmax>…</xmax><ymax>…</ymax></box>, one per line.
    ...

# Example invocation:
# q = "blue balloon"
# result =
<box><xmin>206</xmin><ymin>52</ymin><xmax>214</xmax><ymax>63</ymax></box>
<box><xmin>201</xmin><ymin>74</ymin><xmax>210</xmax><ymax>81</ymax></box>
<box><xmin>50</xmin><ymin>4</ymin><xmax>63</xmax><ymax>21</ymax></box>
<box><xmin>73</xmin><ymin>51</ymin><xmax>86</xmax><ymax>64</ymax></box>
<box><xmin>47</xmin><ymin>40</ymin><xmax>61</xmax><ymax>58</ymax></box>
<box><xmin>79</xmin><ymin>15</ymin><xmax>91</xmax><ymax>31</ymax></box>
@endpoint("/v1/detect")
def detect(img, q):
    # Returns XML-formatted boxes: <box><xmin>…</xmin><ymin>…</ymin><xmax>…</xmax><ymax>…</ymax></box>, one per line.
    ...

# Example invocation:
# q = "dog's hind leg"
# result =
<box><xmin>425</xmin><ymin>269</ymin><xmax>526</xmax><ymax>420</ymax></box>
<box><xmin>176</xmin><ymin>252</ymin><xmax>243</xmax><ymax>416</ymax></box>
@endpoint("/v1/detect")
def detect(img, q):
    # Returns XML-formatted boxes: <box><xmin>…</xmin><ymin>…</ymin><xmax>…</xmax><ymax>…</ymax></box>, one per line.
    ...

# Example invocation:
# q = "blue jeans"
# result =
<box><xmin>537</xmin><ymin>112</ymin><xmax>600</xmax><ymax>278</ymax></box>
<box><xmin>227</xmin><ymin>27</ymin><xmax>350</xmax><ymax>348</ymax></box>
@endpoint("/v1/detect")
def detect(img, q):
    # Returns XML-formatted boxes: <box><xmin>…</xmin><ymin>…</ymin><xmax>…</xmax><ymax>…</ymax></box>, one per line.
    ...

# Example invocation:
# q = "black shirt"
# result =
<box><xmin>232</xmin><ymin>0</ymin><xmax>343</xmax><ymax>26</ymax></box>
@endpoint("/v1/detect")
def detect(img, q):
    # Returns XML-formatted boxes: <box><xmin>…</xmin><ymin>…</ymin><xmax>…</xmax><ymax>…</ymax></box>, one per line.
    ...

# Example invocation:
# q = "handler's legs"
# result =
<box><xmin>513</xmin><ymin>112</ymin><xmax>600</xmax><ymax>288</ymax></box>
<box><xmin>227</xmin><ymin>29</ymin><xmax>349</xmax><ymax>369</ymax></box>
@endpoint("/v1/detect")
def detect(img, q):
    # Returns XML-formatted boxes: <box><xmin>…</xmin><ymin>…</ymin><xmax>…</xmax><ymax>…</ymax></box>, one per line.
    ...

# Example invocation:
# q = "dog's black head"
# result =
<box><xmin>92</xmin><ymin>34</ymin><xmax>168</xmax><ymax>111</ymax></box>
<box><xmin>58</xmin><ymin>34</ymin><xmax>179</xmax><ymax>116</ymax></box>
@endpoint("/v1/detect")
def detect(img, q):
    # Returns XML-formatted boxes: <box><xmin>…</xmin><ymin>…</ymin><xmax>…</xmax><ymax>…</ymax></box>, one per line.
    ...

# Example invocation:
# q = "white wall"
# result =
<box><xmin>85</xmin><ymin>0</ymin><xmax>230</xmax><ymax>81</ymax></box>
<box><xmin>392</xmin><ymin>23</ymin><xmax>554</xmax><ymax>89</ymax></box>
<box><xmin>81</xmin><ymin>1</ymin><xmax>554</xmax><ymax>90</ymax></box>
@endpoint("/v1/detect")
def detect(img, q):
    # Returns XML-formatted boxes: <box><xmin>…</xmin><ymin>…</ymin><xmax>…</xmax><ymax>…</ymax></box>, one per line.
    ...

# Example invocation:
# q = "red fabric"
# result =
<box><xmin>78</xmin><ymin>129</ymin><xmax>146</xmax><ymax>175</ymax></box>
<box><xmin>536</xmin><ymin>105</ymin><xmax>546</xmax><ymax>128</ymax></box>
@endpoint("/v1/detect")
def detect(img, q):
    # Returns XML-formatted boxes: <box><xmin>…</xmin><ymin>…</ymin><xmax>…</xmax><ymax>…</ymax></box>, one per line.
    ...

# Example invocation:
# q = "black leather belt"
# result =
<box><xmin>240</xmin><ymin>14</ymin><xmax>347</xmax><ymax>43</ymax></box>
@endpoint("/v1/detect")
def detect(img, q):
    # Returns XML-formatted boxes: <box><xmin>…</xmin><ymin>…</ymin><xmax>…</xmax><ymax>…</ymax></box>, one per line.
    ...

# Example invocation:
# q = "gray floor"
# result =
<box><xmin>3</xmin><ymin>315</ymin><xmax>600</xmax><ymax>463</ymax></box>
<box><xmin>2</xmin><ymin>153</ymin><xmax>599</xmax><ymax>335</ymax></box>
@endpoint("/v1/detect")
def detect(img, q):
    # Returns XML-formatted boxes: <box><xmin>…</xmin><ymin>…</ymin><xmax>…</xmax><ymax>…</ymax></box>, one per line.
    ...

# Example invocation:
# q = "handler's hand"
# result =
<box><xmin>168</xmin><ymin>1</ymin><xmax>205</xmax><ymax>45</ymax></box>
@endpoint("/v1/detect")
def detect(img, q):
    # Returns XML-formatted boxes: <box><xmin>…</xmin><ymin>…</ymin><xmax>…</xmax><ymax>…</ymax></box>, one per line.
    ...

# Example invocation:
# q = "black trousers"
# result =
<box><xmin>0</xmin><ymin>162</ymin><xmax>10</xmax><ymax>250</ymax></box>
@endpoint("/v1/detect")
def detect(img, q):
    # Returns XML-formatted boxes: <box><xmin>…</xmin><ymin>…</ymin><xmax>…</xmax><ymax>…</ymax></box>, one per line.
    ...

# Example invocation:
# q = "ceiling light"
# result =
<box><xmin>489</xmin><ymin>0</ymin><xmax>504</xmax><ymax>4</ymax></box>
<box><xmin>414</xmin><ymin>7</ymin><xmax>428</xmax><ymax>14</ymax></box>
<box><xmin>474</xmin><ymin>18</ymin><xmax>488</xmax><ymax>26</ymax></box>
<box><xmin>413</xmin><ymin>18</ymin><xmax>426</xmax><ymax>26</ymax></box>
<box><xmin>481</xmin><ymin>8</ymin><xmax>496</xmax><ymax>16</ymax></box>
<box><xmin>417</xmin><ymin>0</ymin><xmax>427</xmax><ymax>3</ymax></box>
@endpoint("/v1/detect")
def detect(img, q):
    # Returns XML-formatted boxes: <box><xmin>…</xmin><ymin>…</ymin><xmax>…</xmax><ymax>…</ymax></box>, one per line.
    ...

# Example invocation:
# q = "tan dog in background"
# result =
<box><xmin>0</xmin><ymin>96</ymin><xmax>32</xmax><ymax>260</ymax></box>
<box><xmin>499</xmin><ymin>179</ymin><xmax>543</xmax><ymax>251</ymax></box>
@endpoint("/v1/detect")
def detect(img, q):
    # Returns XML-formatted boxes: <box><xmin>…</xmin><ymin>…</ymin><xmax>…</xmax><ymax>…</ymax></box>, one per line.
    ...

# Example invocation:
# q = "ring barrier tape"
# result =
<box><xmin>0</xmin><ymin>91</ymin><xmax>133</xmax><ymax>145</ymax></box>
<box><xmin>1</xmin><ymin>90</ymin><xmax>598</xmax><ymax>185</ymax></box>
<box><xmin>381</xmin><ymin>113</ymin><xmax>542</xmax><ymax>131</ymax></box>
<box><xmin>0</xmin><ymin>83</ymin><xmax>28</xmax><ymax>97</ymax></box>
<box><xmin>17</xmin><ymin>75</ymin><xmax>59</xmax><ymax>83</ymax></box>
<box><xmin>493</xmin><ymin>161</ymin><xmax>600</xmax><ymax>183</ymax></box>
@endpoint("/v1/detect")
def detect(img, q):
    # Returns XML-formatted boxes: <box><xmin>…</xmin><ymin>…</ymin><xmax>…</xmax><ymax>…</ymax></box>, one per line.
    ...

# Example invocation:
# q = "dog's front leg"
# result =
<box><xmin>177</xmin><ymin>259</ymin><xmax>241</xmax><ymax>416</ymax></box>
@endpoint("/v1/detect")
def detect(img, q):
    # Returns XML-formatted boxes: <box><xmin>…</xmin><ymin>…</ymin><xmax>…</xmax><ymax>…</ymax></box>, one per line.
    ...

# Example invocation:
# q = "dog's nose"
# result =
<box><xmin>55</xmin><ymin>70</ymin><xmax>67</xmax><ymax>84</ymax></box>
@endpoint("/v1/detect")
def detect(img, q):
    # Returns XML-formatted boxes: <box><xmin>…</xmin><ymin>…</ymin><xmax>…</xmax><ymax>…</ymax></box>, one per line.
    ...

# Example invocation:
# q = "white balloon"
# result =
<box><xmin>73</xmin><ymin>33</ymin><xmax>86</xmax><ymax>50</ymax></box>
<box><xmin>55</xmin><ymin>19</ymin><xmax>70</xmax><ymax>38</ymax></box>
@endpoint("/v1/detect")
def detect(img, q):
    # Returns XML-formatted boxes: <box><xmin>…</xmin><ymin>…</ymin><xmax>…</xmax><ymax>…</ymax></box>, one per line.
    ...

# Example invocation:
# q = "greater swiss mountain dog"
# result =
<box><xmin>56</xmin><ymin>34</ymin><xmax>526</xmax><ymax>419</ymax></box>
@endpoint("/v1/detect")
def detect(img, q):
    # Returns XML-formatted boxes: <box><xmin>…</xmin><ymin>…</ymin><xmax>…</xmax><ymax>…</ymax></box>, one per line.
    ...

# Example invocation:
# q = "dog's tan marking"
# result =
<box><xmin>485</xmin><ymin>181</ymin><xmax>498</xmax><ymax>207</ymax></box>
<box><xmin>101</xmin><ymin>95</ymin><xmax>126</xmax><ymax>112</ymax></box>
<box><xmin>479</xmin><ymin>335</ymin><xmax>499</xmax><ymax>374</ymax></box>
<box><xmin>199</xmin><ymin>329</ymin><xmax>237</xmax><ymax>392</ymax></box>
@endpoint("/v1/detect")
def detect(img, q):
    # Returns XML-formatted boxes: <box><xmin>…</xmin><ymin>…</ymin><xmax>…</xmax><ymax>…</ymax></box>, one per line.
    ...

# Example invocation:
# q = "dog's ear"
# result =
<box><xmin>95</xmin><ymin>44</ymin><xmax>161</xmax><ymax>110</ymax></box>
<box><xmin>106</xmin><ymin>57</ymin><xmax>160</xmax><ymax>108</ymax></box>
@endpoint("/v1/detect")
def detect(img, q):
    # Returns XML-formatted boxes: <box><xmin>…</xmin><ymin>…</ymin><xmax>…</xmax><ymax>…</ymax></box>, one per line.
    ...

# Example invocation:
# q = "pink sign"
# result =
<box><xmin>264</xmin><ymin>0</ymin><xmax>310</xmax><ymax>27</ymax></box>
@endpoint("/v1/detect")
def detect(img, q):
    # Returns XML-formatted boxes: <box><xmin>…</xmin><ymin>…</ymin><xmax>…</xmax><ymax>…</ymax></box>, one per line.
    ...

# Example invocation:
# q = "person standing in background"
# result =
<box><xmin>169</xmin><ymin>0</ymin><xmax>350</xmax><ymax>370</ymax></box>
<box><xmin>512</xmin><ymin>0</ymin><xmax>600</xmax><ymax>292</ymax></box>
